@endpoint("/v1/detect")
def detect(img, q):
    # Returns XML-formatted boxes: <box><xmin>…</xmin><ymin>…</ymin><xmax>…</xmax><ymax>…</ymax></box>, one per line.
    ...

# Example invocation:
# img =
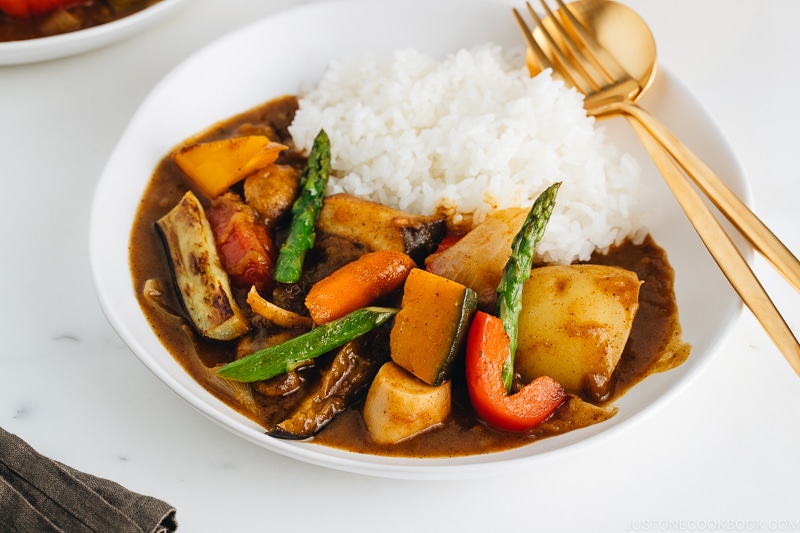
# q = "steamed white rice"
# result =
<box><xmin>288</xmin><ymin>44</ymin><xmax>646</xmax><ymax>265</ymax></box>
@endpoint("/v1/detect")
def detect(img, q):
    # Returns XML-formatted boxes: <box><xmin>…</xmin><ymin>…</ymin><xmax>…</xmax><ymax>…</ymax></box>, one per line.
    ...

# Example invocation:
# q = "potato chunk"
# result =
<box><xmin>363</xmin><ymin>362</ymin><xmax>451</xmax><ymax>445</ymax></box>
<box><xmin>243</xmin><ymin>164</ymin><xmax>300</xmax><ymax>227</ymax></box>
<box><xmin>515</xmin><ymin>265</ymin><xmax>641</xmax><ymax>401</ymax></box>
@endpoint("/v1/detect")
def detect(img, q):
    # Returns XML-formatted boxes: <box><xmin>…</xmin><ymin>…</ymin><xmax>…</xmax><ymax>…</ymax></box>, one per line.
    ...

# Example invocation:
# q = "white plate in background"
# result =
<box><xmin>0</xmin><ymin>0</ymin><xmax>192</xmax><ymax>65</ymax></box>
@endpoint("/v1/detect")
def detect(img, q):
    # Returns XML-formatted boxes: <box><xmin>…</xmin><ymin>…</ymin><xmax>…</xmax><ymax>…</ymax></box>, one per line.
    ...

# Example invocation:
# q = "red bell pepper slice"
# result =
<box><xmin>432</xmin><ymin>232</ymin><xmax>464</xmax><ymax>254</ymax></box>
<box><xmin>466</xmin><ymin>311</ymin><xmax>566</xmax><ymax>432</ymax></box>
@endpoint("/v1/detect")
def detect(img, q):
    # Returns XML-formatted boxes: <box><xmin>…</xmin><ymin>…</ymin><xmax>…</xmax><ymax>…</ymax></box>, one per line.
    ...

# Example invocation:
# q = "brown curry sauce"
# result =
<box><xmin>129</xmin><ymin>96</ymin><xmax>690</xmax><ymax>458</ymax></box>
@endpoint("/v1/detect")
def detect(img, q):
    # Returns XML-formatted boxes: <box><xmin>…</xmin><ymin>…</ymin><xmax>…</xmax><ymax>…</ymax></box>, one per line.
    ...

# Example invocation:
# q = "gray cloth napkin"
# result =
<box><xmin>1</xmin><ymin>427</ymin><xmax>177</xmax><ymax>533</ymax></box>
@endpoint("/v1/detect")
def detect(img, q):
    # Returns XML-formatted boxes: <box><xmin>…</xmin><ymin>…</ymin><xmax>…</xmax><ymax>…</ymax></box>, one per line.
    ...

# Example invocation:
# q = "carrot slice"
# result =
<box><xmin>305</xmin><ymin>250</ymin><xmax>416</xmax><ymax>324</ymax></box>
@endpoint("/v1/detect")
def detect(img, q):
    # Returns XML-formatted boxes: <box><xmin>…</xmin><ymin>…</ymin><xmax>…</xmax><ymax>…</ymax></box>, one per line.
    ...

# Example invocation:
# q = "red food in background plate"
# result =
<box><xmin>0</xmin><ymin>0</ymin><xmax>82</xmax><ymax>18</ymax></box>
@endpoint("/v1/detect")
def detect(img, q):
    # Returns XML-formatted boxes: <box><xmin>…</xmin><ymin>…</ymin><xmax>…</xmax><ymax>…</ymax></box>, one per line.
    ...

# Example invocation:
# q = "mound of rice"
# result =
<box><xmin>288</xmin><ymin>44</ymin><xmax>646</xmax><ymax>265</ymax></box>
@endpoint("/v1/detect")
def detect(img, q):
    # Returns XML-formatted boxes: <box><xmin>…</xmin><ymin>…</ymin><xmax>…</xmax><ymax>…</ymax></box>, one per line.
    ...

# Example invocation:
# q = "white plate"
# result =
<box><xmin>0</xmin><ymin>0</ymin><xmax>191</xmax><ymax>65</ymax></box>
<box><xmin>90</xmin><ymin>0</ymin><xmax>749</xmax><ymax>480</ymax></box>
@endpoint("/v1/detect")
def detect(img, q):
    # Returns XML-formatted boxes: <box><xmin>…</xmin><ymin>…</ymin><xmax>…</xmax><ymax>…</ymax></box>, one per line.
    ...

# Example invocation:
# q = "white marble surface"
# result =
<box><xmin>2</xmin><ymin>0</ymin><xmax>799</xmax><ymax>531</ymax></box>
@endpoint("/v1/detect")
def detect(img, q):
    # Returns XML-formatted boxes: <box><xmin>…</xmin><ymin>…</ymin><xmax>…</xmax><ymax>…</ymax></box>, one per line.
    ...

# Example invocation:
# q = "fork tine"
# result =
<box><xmin>536</xmin><ymin>0</ymin><xmax>604</xmax><ymax>91</ymax></box>
<box><xmin>552</xmin><ymin>0</ymin><xmax>630</xmax><ymax>83</ymax></box>
<box><xmin>520</xmin><ymin>2</ymin><xmax>590</xmax><ymax>93</ymax></box>
<box><xmin>512</xmin><ymin>8</ymin><xmax>554</xmax><ymax>72</ymax></box>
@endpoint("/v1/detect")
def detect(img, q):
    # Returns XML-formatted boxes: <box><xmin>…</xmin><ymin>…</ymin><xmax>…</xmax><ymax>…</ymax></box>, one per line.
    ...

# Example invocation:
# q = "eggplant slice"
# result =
<box><xmin>156</xmin><ymin>190</ymin><xmax>249</xmax><ymax>341</ymax></box>
<box><xmin>268</xmin><ymin>330</ymin><xmax>390</xmax><ymax>439</ymax></box>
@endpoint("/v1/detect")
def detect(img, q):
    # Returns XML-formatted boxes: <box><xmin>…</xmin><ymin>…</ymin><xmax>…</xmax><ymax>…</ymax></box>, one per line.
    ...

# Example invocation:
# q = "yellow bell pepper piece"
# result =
<box><xmin>172</xmin><ymin>136</ymin><xmax>287</xmax><ymax>198</ymax></box>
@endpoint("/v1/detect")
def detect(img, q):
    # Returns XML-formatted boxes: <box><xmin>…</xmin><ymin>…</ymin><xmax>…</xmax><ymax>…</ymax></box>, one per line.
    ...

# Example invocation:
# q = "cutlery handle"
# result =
<box><xmin>616</xmin><ymin>101</ymin><xmax>800</xmax><ymax>294</ymax></box>
<box><xmin>626</xmin><ymin>117</ymin><xmax>800</xmax><ymax>375</ymax></box>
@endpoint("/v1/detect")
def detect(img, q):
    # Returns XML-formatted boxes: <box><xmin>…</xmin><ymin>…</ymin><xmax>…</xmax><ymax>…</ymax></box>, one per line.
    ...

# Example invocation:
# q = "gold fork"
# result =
<box><xmin>517</xmin><ymin>0</ymin><xmax>800</xmax><ymax>292</ymax></box>
<box><xmin>513</xmin><ymin>0</ymin><xmax>800</xmax><ymax>375</ymax></box>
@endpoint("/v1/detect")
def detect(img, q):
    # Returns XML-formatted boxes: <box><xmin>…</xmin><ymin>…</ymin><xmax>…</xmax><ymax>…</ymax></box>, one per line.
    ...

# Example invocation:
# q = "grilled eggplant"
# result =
<box><xmin>268</xmin><ymin>331</ymin><xmax>390</xmax><ymax>439</ymax></box>
<box><xmin>156</xmin><ymin>190</ymin><xmax>249</xmax><ymax>341</ymax></box>
<box><xmin>316</xmin><ymin>193</ymin><xmax>446</xmax><ymax>265</ymax></box>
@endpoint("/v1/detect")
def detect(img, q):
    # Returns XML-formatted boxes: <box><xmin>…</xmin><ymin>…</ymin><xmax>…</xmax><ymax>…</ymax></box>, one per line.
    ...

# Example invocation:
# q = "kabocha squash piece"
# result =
<box><xmin>389</xmin><ymin>268</ymin><xmax>477</xmax><ymax>386</ymax></box>
<box><xmin>363</xmin><ymin>361</ymin><xmax>451</xmax><ymax>445</ymax></box>
<box><xmin>305</xmin><ymin>250</ymin><xmax>416</xmax><ymax>324</ymax></box>
<box><xmin>172</xmin><ymin>136</ymin><xmax>286</xmax><ymax>199</ymax></box>
<box><xmin>515</xmin><ymin>264</ymin><xmax>641</xmax><ymax>402</ymax></box>
<box><xmin>316</xmin><ymin>194</ymin><xmax>447</xmax><ymax>264</ymax></box>
<box><xmin>155</xmin><ymin>191</ymin><xmax>249</xmax><ymax>341</ymax></box>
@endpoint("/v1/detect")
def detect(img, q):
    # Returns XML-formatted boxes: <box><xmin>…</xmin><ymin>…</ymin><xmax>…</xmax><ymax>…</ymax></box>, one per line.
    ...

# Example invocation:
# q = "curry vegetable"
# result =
<box><xmin>155</xmin><ymin>190</ymin><xmax>249</xmax><ymax>341</ymax></box>
<box><xmin>363</xmin><ymin>361</ymin><xmax>452</xmax><ymax>444</ymax></box>
<box><xmin>464</xmin><ymin>184</ymin><xmax>567</xmax><ymax>433</ymax></box>
<box><xmin>497</xmin><ymin>182</ymin><xmax>560</xmax><ymax>392</ymax></box>
<box><xmin>388</xmin><ymin>268</ymin><xmax>477</xmax><ymax>386</ymax></box>
<box><xmin>217</xmin><ymin>306</ymin><xmax>398</xmax><ymax>382</ymax></box>
<box><xmin>172</xmin><ymin>136</ymin><xmax>285</xmax><ymax>199</ymax></box>
<box><xmin>465</xmin><ymin>311</ymin><xmax>566</xmax><ymax>432</ymax></box>
<box><xmin>305</xmin><ymin>250</ymin><xmax>416</xmax><ymax>324</ymax></box>
<box><xmin>274</xmin><ymin>129</ymin><xmax>331</xmax><ymax>283</ymax></box>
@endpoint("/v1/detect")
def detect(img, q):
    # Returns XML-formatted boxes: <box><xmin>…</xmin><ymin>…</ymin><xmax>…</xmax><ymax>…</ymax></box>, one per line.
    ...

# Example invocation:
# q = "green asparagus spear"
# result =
<box><xmin>274</xmin><ymin>129</ymin><xmax>331</xmax><ymax>283</ymax></box>
<box><xmin>496</xmin><ymin>182</ymin><xmax>560</xmax><ymax>392</ymax></box>
<box><xmin>216</xmin><ymin>306</ymin><xmax>398</xmax><ymax>382</ymax></box>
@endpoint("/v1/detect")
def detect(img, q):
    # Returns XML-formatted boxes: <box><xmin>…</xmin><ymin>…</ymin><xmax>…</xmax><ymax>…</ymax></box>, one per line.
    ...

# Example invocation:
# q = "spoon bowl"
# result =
<box><xmin>530</xmin><ymin>0</ymin><xmax>657</xmax><ymax>102</ymax></box>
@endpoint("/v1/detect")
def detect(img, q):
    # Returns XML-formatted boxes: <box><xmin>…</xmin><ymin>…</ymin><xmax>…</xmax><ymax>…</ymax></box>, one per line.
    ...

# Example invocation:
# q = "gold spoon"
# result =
<box><xmin>515</xmin><ymin>0</ymin><xmax>800</xmax><ymax>376</ymax></box>
<box><xmin>524</xmin><ymin>0</ymin><xmax>800</xmax><ymax>293</ymax></box>
<box><xmin>524</xmin><ymin>0</ymin><xmax>655</xmax><ymax>100</ymax></box>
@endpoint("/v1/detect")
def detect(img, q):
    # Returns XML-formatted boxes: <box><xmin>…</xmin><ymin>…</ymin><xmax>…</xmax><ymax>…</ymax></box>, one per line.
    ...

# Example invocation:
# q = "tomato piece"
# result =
<box><xmin>465</xmin><ymin>311</ymin><xmax>566</xmax><ymax>432</ymax></box>
<box><xmin>207</xmin><ymin>193</ymin><xmax>277</xmax><ymax>294</ymax></box>
<box><xmin>1</xmin><ymin>0</ymin><xmax>79</xmax><ymax>18</ymax></box>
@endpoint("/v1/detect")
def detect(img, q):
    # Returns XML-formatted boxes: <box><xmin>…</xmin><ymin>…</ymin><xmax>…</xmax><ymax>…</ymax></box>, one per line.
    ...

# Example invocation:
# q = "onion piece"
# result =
<box><xmin>425</xmin><ymin>208</ymin><xmax>528</xmax><ymax>310</ymax></box>
<box><xmin>247</xmin><ymin>286</ymin><xmax>314</xmax><ymax>330</ymax></box>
